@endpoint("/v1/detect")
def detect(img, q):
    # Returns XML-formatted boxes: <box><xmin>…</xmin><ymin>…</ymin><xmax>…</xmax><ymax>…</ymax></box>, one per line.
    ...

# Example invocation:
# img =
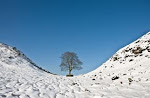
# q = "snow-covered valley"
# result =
<box><xmin>0</xmin><ymin>32</ymin><xmax>150</xmax><ymax>98</ymax></box>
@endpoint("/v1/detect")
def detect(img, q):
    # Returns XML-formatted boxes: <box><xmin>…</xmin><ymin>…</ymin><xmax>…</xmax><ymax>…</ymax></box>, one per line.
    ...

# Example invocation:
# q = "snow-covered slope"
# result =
<box><xmin>0</xmin><ymin>43</ymin><xmax>38</xmax><ymax>69</ymax></box>
<box><xmin>83</xmin><ymin>31</ymin><xmax>150</xmax><ymax>97</ymax></box>
<box><xmin>0</xmin><ymin>43</ymin><xmax>96</xmax><ymax>98</ymax></box>
<box><xmin>0</xmin><ymin>43</ymin><xmax>54</xmax><ymax>74</ymax></box>
<box><xmin>0</xmin><ymin>31</ymin><xmax>150</xmax><ymax>98</ymax></box>
<box><xmin>87</xmin><ymin>32</ymin><xmax>150</xmax><ymax>79</ymax></box>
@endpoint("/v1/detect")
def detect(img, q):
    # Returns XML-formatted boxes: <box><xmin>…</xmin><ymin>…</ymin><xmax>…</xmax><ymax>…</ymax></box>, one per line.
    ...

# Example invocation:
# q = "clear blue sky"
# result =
<box><xmin>0</xmin><ymin>0</ymin><xmax>150</xmax><ymax>75</ymax></box>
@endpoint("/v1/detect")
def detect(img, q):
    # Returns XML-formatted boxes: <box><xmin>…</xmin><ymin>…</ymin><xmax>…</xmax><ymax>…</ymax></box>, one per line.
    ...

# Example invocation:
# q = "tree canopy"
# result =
<box><xmin>60</xmin><ymin>52</ymin><xmax>83</xmax><ymax>76</ymax></box>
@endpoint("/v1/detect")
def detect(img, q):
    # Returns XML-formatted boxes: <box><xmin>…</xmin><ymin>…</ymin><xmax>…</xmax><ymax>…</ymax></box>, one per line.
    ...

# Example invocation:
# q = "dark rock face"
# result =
<box><xmin>111</xmin><ymin>76</ymin><xmax>119</xmax><ymax>80</ymax></box>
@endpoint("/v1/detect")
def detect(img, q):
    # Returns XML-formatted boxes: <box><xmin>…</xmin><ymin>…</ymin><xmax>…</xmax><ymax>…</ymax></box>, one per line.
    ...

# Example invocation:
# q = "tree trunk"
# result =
<box><xmin>69</xmin><ymin>69</ymin><xmax>71</xmax><ymax>75</ymax></box>
<box><xmin>67</xmin><ymin>65</ymin><xmax>73</xmax><ymax>77</ymax></box>
<box><xmin>69</xmin><ymin>64</ymin><xmax>72</xmax><ymax>75</ymax></box>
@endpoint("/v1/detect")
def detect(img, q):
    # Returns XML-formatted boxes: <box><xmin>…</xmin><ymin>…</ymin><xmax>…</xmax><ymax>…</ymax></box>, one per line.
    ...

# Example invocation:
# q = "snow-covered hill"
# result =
<box><xmin>87</xmin><ymin>32</ymin><xmax>150</xmax><ymax>80</ymax></box>
<box><xmin>0</xmin><ymin>43</ymin><xmax>97</xmax><ymax>98</ymax></box>
<box><xmin>83</xmin><ymin>31</ymin><xmax>150</xmax><ymax>97</ymax></box>
<box><xmin>0</xmin><ymin>31</ymin><xmax>150</xmax><ymax>98</ymax></box>
<box><xmin>0</xmin><ymin>43</ymin><xmax>54</xmax><ymax>74</ymax></box>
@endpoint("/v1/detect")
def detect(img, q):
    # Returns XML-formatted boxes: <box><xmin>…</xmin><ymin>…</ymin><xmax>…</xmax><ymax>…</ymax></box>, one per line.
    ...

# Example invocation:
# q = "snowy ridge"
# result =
<box><xmin>0</xmin><ymin>43</ymin><xmax>36</xmax><ymax>68</ymax></box>
<box><xmin>83</xmin><ymin>31</ymin><xmax>150</xmax><ymax>97</ymax></box>
<box><xmin>0</xmin><ymin>31</ymin><xmax>150</xmax><ymax>98</ymax></box>
<box><xmin>0</xmin><ymin>43</ymin><xmax>54</xmax><ymax>74</ymax></box>
<box><xmin>88</xmin><ymin>31</ymin><xmax>150</xmax><ymax>76</ymax></box>
<box><xmin>0</xmin><ymin>43</ymin><xmax>96</xmax><ymax>98</ymax></box>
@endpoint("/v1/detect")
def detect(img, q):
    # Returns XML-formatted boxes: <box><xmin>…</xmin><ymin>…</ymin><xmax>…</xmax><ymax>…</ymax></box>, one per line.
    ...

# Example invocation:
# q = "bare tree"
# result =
<box><xmin>60</xmin><ymin>52</ymin><xmax>83</xmax><ymax>76</ymax></box>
